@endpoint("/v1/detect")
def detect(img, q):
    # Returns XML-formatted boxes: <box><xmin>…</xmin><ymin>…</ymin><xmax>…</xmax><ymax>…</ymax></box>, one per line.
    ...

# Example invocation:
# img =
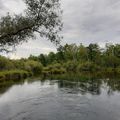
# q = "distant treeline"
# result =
<box><xmin>0</xmin><ymin>43</ymin><xmax>120</xmax><ymax>81</ymax></box>
<box><xmin>29</xmin><ymin>43</ymin><xmax>120</xmax><ymax>75</ymax></box>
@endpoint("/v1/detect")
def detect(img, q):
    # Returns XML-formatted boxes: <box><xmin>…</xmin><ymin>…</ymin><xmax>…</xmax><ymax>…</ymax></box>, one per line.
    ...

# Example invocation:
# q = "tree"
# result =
<box><xmin>77</xmin><ymin>44</ymin><xmax>88</xmax><ymax>62</ymax></box>
<box><xmin>87</xmin><ymin>44</ymin><xmax>101</xmax><ymax>63</ymax></box>
<box><xmin>28</xmin><ymin>55</ymin><xmax>38</xmax><ymax>61</ymax></box>
<box><xmin>47</xmin><ymin>52</ymin><xmax>56</xmax><ymax>64</ymax></box>
<box><xmin>0</xmin><ymin>0</ymin><xmax>62</xmax><ymax>52</ymax></box>
<box><xmin>104</xmin><ymin>44</ymin><xmax>120</xmax><ymax>68</ymax></box>
<box><xmin>38</xmin><ymin>54</ymin><xmax>47</xmax><ymax>66</ymax></box>
<box><xmin>64</xmin><ymin>61</ymin><xmax>78</xmax><ymax>72</ymax></box>
<box><xmin>0</xmin><ymin>56</ymin><xmax>14</xmax><ymax>70</ymax></box>
<box><xmin>24</xmin><ymin>60</ymin><xmax>43</xmax><ymax>74</ymax></box>
<box><xmin>63</xmin><ymin>44</ymin><xmax>78</xmax><ymax>61</ymax></box>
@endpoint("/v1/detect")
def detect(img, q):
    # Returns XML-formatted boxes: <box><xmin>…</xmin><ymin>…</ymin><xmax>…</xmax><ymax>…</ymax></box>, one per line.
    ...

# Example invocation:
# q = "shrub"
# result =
<box><xmin>24</xmin><ymin>60</ymin><xmax>43</xmax><ymax>75</ymax></box>
<box><xmin>0</xmin><ymin>56</ymin><xmax>14</xmax><ymax>70</ymax></box>
<box><xmin>78</xmin><ymin>61</ymin><xmax>101</xmax><ymax>72</ymax></box>
<box><xmin>0</xmin><ymin>73</ymin><xmax>5</xmax><ymax>82</ymax></box>
<box><xmin>64</xmin><ymin>61</ymin><xmax>78</xmax><ymax>72</ymax></box>
<box><xmin>42</xmin><ymin>63</ymin><xmax>66</xmax><ymax>75</ymax></box>
<box><xmin>0</xmin><ymin>70</ymin><xmax>32</xmax><ymax>82</ymax></box>
<box><xmin>116</xmin><ymin>67</ymin><xmax>120</xmax><ymax>74</ymax></box>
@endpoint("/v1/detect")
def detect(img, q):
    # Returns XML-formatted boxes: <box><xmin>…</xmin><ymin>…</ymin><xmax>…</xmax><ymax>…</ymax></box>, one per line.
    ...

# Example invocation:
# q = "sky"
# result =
<box><xmin>0</xmin><ymin>0</ymin><xmax>120</xmax><ymax>58</ymax></box>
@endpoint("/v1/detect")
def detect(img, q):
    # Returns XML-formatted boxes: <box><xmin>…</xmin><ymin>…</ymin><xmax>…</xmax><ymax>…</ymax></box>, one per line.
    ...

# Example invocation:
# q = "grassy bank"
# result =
<box><xmin>0</xmin><ymin>70</ymin><xmax>32</xmax><ymax>82</ymax></box>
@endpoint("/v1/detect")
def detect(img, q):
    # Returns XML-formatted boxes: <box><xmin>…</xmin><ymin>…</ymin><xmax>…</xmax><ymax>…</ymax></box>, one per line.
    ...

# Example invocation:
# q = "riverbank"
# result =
<box><xmin>0</xmin><ymin>68</ymin><xmax>120</xmax><ymax>83</ymax></box>
<box><xmin>0</xmin><ymin>70</ymin><xmax>32</xmax><ymax>82</ymax></box>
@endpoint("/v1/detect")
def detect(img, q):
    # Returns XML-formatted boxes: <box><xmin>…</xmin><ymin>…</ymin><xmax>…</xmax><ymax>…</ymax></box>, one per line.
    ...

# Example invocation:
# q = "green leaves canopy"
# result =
<box><xmin>0</xmin><ymin>0</ymin><xmax>62</xmax><ymax>52</ymax></box>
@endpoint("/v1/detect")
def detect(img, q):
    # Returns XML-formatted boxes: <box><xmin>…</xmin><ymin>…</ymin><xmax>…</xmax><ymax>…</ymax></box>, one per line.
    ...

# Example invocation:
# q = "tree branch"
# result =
<box><xmin>0</xmin><ymin>25</ymin><xmax>34</xmax><ymax>40</ymax></box>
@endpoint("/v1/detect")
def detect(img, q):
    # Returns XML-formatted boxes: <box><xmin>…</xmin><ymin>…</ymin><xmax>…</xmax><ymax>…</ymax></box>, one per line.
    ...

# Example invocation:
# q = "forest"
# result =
<box><xmin>0</xmin><ymin>43</ymin><xmax>120</xmax><ymax>81</ymax></box>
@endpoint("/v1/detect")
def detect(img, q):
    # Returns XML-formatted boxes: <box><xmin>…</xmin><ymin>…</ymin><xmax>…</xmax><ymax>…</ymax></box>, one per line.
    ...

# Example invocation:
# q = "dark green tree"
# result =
<box><xmin>87</xmin><ymin>44</ymin><xmax>101</xmax><ymax>63</ymax></box>
<box><xmin>47</xmin><ymin>52</ymin><xmax>56</xmax><ymax>64</ymax></box>
<box><xmin>29</xmin><ymin>55</ymin><xmax>38</xmax><ymax>61</ymax></box>
<box><xmin>52</xmin><ymin>45</ymin><xmax>65</xmax><ymax>63</ymax></box>
<box><xmin>0</xmin><ymin>0</ymin><xmax>62</xmax><ymax>52</ymax></box>
<box><xmin>38</xmin><ymin>54</ymin><xmax>47</xmax><ymax>66</ymax></box>
<box><xmin>77</xmin><ymin>44</ymin><xmax>88</xmax><ymax>62</ymax></box>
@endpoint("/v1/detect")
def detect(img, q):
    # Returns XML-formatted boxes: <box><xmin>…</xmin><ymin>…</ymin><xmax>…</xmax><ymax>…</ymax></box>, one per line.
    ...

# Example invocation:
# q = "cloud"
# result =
<box><xmin>0</xmin><ymin>0</ymin><xmax>7</xmax><ymax>15</ymax></box>
<box><xmin>6</xmin><ymin>38</ymin><xmax>57</xmax><ymax>59</ymax></box>
<box><xmin>0</xmin><ymin>0</ymin><xmax>120</xmax><ymax>58</ymax></box>
<box><xmin>61</xmin><ymin>0</ymin><xmax>120</xmax><ymax>44</ymax></box>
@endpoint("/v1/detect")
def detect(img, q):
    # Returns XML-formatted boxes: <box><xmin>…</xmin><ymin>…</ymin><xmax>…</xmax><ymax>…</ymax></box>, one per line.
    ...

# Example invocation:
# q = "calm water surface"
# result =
<box><xmin>0</xmin><ymin>78</ymin><xmax>120</xmax><ymax>120</ymax></box>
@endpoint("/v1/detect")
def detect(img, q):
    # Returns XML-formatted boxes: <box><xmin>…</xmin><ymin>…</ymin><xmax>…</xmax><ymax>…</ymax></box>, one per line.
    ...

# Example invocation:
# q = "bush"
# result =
<box><xmin>42</xmin><ymin>63</ymin><xmax>66</xmax><ymax>75</ymax></box>
<box><xmin>78</xmin><ymin>61</ymin><xmax>101</xmax><ymax>72</ymax></box>
<box><xmin>105</xmin><ymin>67</ymin><xmax>120</xmax><ymax>74</ymax></box>
<box><xmin>64</xmin><ymin>61</ymin><xmax>78</xmax><ymax>72</ymax></box>
<box><xmin>12</xmin><ymin>60</ymin><xmax>25</xmax><ymax>70</ymax></box>
<box><xmin>0</xmin><ymin>56</ymin><xmax>14</xmax><ymax>70</ymax></box>
<box><xmin>51</xmin><ymin>68</ymin><xmax>66</xmax><ymax>74</ymax></box>
<box><xmin>0</xmin><ymin>73</ymin><xmax>5</xmax><ymax>82</ymax></box>
<box><xmin>116</xmin><ymin>67</ymin><xmax>120</xmax><ymax>74</ymax></box>
<box><xmin>0</xmin><ymin>70</ymin><xmax>32</xmax><ymax>82</ymax></box>
<box><xmin>24</xmin><ymin>60</ymin><xmax>43</xmax><ymax>75</ymax></box>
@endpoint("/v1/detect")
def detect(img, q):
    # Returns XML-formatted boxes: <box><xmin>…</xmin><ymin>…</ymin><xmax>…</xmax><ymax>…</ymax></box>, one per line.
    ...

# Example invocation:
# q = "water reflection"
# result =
<box><xmin>105</xmin><ymin>79</ymin><xmax>120</xmax><ymax>96</ymax></box>
<box><xmin>0</xmin><ymin>74</ymin><xmax>120</xmax><ymax>96</ymax></box>
<box><xmin>0</xmin><ymin>75</ymin><xmax>120</xmax><ymax>120</ymax></box>
<box><xmin>57</xmin><ymin>79</ymin><xmax>102</xmax><ymax>95</ymax></box>
<box><xmin>0</xmin><ymin>80</ymin><xmax>25</xmax><ymax>95</ymax></box>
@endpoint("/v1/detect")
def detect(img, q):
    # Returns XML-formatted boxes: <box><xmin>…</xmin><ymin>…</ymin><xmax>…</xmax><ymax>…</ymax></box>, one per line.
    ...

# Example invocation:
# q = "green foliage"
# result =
<box><xmin>0</xmin><ymin>0</ymin><xmax>62</xmax><ymax>52</ymax></box>
<box><xmin>28</xmin><ymin>55</ymin><xmax>39</xmax><ymax>61</ymax></box>
<box><xmin>12</xmin><ymin>59</ymin><xmax>25</xmax><ymax>70</ymax></box>
<box><xmin>0</xmin><ymin>56</ymin><xmax>14</xmax><ymax>70</ymax></box>
<box><xmin>64</xmin><ymin>61</ymin><xmax>78</xmax><ymax>72</ymax></box>
<box><xmin>27</xmin><ymin>43</ymin><xmax>120</xmax><ymax>75</ymax></box>
<box><xmin>47</xmin><ymin>52</ymin><xmax>56</xmax><ymax>64</ymax></box>
<box><xmin>38</xmin><ymin>54</ymin><xmax>47</xmax><ymax>66</ymax></box>
<box><xmin>0</xmin><ymin>56</ymin><xmax>43</xmax><ymax>81</ymax></box>
<box><xmin>0</xmin><ymin>43</ymin><xmax>120</xmax><ymax>81</ymax></box>
<box><xmin>103</xmin><ymin>55</ymin><xmax>120</xmax><ymax>68</ymax></box>
<box><xmin>116</xmin><ymin>67</ymin><xmax>120</xmax><ymax>74</ymax></box>
<box><xmin>0</xmin><ymin>70</ymin><xmax>32</xmax><ymax>82</ymax></box>
<box><xmin>77</xmin><ymin>62</ymin><xmax>101</xmax><ymax>72</ymax></box>
<box><xmin>43</xmin><ymin>63</ymin><xmax>66</xmax><ymax>74</ymax></box>
<box><xmin>24</xmin><ymin>60</ymin><xmax>43</xmax><ymax>75</ymax></box>
<box><xmin>77</xmin><ymin>44</ymin><xmax>88</xmax><ymax>61</ymax></box>
<box><xmin>87</xmin><ymin>44</ymin><xmax>101</xmax><ymax>63</ymax></box>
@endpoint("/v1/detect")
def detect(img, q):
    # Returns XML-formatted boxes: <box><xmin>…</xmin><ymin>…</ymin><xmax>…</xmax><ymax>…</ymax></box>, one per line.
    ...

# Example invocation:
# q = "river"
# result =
<box><xmin>0</xmin><ymin>77</ymin><xmax>120</xmax><ymax>120</ymax></box>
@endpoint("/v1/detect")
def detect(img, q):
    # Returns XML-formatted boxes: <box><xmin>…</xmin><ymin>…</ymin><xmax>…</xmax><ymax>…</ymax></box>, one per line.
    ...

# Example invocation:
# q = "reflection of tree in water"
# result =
<box><xmin>50</xmin><ymin>73</ymin><xmax>120</xmax><ymax>95</ymax></box>
<box><xmin>0</xmin><ymin>79</ymin><xmax>49</xmax><ymax>96</ymax></box>
<box><xmin>0</xmin><ymin>80</ymin><xmax>25</xmax><ymax>95</ymax></box>
<box><xmin>0</xmin><ymin>83</ymin><xmax>12</xmax><ymax>95</ymax></box>
<box><xmin>0</xmin><ymin>75</ymin><xmax>120</xmax><ymax>96</ymax></box>
<box><xmin>57</xmin><ymin>78</ymin><xmax>102</xmax><ymax>95</ymax></box>
<box><xmin>106</xmin><ymin>79</ymin><xmax>120</xmax><ymax>95</ymax></box>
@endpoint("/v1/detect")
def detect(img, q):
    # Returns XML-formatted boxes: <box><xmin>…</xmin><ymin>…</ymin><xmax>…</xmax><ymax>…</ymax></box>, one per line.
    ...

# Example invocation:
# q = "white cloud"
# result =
<box><xmin>0</xmin><ymin>0</ymin><xmax>120</xmax><ymax>58</ymax></box>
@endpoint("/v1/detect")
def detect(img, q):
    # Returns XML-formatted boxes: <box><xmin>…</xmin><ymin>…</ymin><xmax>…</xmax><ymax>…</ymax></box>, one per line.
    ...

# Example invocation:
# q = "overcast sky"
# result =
<box><xmin>0</xmin><ymin>0</ymin><xmax>120</xmax><ymax>58</ymax></box>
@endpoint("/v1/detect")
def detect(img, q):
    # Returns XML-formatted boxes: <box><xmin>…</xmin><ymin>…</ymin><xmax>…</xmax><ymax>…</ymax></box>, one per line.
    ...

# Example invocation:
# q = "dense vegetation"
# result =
<box><xmin>0</xmin><ymin>56</ymin><xmax>43</xmax><ymax>81</ymax></box>
<box><xmin>29</xmin><ymin>43</ymin><xmax>120</xmax><ymax>75</ymax></box>
<box><xmin>0</xmin><ymin>43</ymin><xmax>120</xmax><ymax>81</ymax></box>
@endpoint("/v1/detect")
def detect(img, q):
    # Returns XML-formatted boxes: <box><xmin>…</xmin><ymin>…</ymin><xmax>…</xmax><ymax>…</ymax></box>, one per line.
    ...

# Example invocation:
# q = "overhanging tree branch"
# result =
<box><xmin>0</xmin><ymin>0</ymin><xmax>62</xmax><ymax>52</ymax></box>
